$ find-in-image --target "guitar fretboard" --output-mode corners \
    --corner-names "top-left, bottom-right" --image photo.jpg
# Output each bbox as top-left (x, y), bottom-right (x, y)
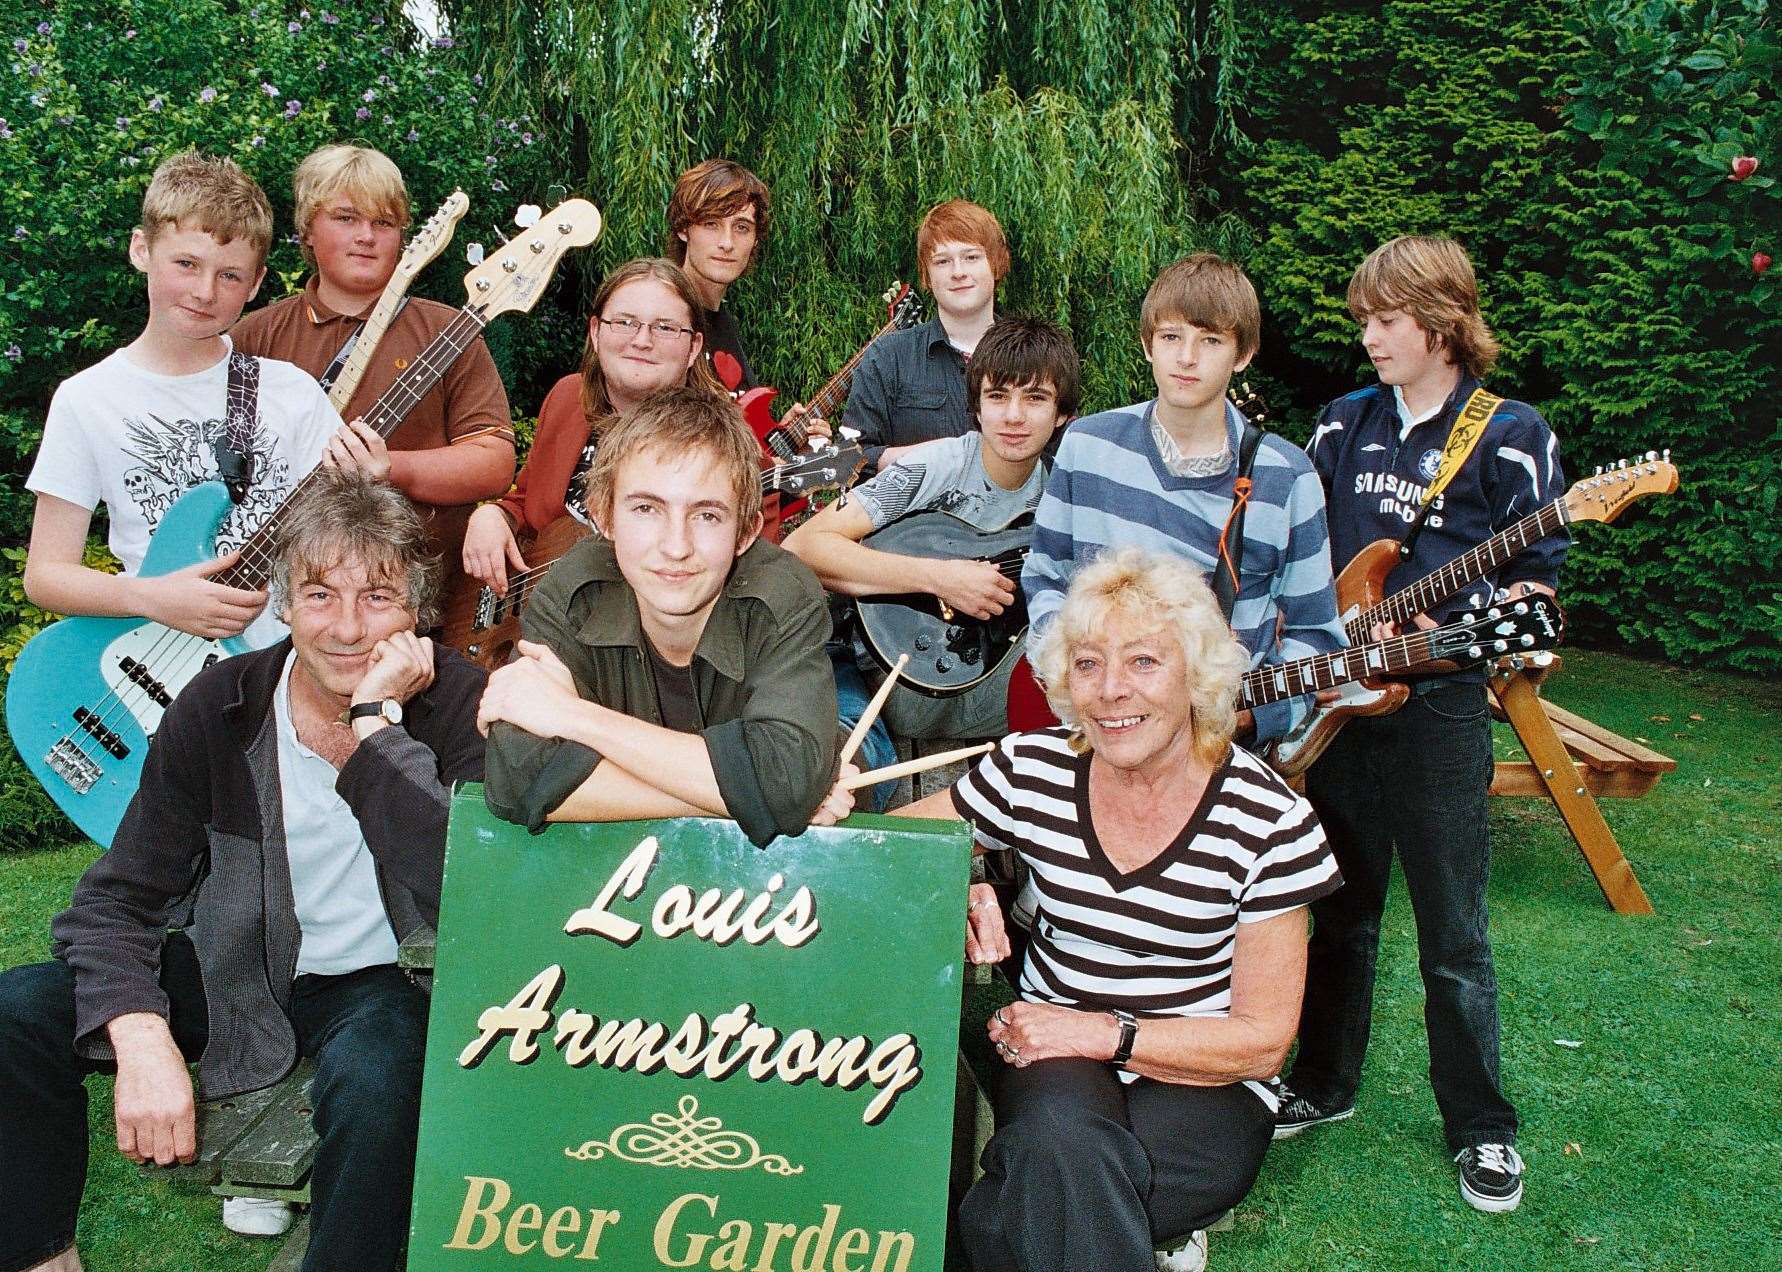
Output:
top-left (1243, 628), bottom-right (1444, 707)
top-left (213, 303), bottom-right (491, 591)
top-left (773, 313), bottom-right (902, 450)
top-left (1360, 500), bottom-right (1570, 634)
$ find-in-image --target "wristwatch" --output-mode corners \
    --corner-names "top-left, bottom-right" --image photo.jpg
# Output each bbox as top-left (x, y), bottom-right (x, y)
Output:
top-left (1108, 1008), bottom-right (1138, 1068)
top-left (348, 698), bottom-right (404, 727)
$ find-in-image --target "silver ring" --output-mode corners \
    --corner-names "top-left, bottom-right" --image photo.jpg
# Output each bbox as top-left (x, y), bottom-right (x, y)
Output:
top-left (993, 1008), bottom-right (1009, 1027)
top-left (970, 898), bottom-right (994, 912)
top-left (1005, 1044), bottom-right (1022, 1060)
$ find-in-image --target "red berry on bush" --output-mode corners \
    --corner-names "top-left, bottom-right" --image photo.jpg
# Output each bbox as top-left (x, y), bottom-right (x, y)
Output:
top-left (1754, 253), bottom-right (1772, 276)
top-left (1730, 156), bottom-right (1759, 181)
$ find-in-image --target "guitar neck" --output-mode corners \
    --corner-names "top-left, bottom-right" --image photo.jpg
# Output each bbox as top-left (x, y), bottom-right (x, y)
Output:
top-left (327, 282), bottom-right (414, 411)
top-left (1242, 628), bottom-right (1448, 707)
top-left (214, 303), bottom-right (490, 591)
top-left (1362, 499), bottom-right (1570, 631)
top-left (802, 315), bottom-right (899, 423)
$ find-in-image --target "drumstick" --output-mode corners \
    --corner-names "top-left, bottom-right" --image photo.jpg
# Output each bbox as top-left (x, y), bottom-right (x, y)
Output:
top-left (838, 653), bottom-right (908, 768)
top-left (842, 742), bottom-right (994, 791)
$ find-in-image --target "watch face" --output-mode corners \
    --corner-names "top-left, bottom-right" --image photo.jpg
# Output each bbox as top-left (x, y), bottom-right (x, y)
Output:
top-left (381, 699), bottom-right (404, 725)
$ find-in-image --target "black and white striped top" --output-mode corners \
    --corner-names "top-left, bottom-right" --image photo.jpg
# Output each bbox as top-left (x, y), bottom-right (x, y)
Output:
top-left (953, 728), bottom-right (1341, 1106)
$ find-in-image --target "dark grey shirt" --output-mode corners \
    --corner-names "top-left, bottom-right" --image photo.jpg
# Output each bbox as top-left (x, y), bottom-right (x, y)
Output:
top-left (842, 316), bottom-right (970, 469)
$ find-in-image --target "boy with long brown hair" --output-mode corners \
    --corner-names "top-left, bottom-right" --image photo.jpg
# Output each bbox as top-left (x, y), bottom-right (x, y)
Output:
top-left (1278, 235), bottom-right (1567, 1214)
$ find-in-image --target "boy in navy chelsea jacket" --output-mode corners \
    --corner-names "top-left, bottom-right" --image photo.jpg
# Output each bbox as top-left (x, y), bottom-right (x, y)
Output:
top-left (1279, 236), bottom-right (1567, 1217)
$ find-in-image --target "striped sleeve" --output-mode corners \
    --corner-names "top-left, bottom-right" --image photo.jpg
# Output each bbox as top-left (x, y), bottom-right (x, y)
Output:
top-left (1022, 439), bottom-right (1081, 636)
top-left (1253, 450), bottom-right (1347, 744)
top-left (950, 732), bottom-right (1027, 853)
top-left (1232, 755), bottom-right (1341, 922)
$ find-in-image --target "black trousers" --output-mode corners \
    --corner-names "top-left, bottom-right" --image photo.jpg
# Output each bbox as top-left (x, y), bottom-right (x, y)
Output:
top-left (1288, 681), bottom-right (1519, 1151)
top-left (0, 948), bottom-right (428, 1272)
top-left (960, 1058), bottom-right (1273, 1272)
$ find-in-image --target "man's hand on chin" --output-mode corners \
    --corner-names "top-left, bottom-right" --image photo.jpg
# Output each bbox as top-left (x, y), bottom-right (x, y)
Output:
top-left (349, 631), bottom-right (436, 737)
top-left (476, 640), bottom-right (584, 740)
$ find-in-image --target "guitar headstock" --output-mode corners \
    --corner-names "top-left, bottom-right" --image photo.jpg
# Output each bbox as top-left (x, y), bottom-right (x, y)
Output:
top-left (769, 443), bottom-right (867, 495)
top-left (393, 190), bottom-right (469, 285)
top-left (881, 281), bottom-right (922, 331)
top-left (1227, 380), bottom-right (1269, 427)
top-left (461, 198), bottom-right (603, 320)
top-left (1562, 451), bottom-right (1679, 525)
top-left (1426, 596), bottom-right (1564, 667)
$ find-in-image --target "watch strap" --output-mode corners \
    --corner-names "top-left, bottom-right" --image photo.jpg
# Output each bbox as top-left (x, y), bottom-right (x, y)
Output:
top-left (1110, 1008), bottom-right (1138, 1067)
top-left (348, 699), bottom-right (399, 724)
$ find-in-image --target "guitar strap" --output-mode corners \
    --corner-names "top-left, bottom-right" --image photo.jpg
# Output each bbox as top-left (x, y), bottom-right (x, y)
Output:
top-left (318, 298), bottom-right (408, 394)
top-left (1398, 386), bottom-right (1502, 561)
top-left (216, 352), bottom-right (261, 506)
top-left (1211, 420), bottom-right (1266, 622)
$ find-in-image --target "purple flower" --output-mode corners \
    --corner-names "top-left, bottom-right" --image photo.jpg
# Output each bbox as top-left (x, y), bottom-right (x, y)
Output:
top-left (0, 123), bottom-right (12, 140)
top-left (484, 154), bottom-right (496, 167)
top-left (27, 61), bottom-right (41, 76)
top-left (261, 81), bottom-right (279, 97)
top-left (491, 180), bottom-right (506, 192)
top-left (35, 21), bottom-right (49, 35)
top-left (11, 225), bottom-right (25, 239)
top-left (5, 344), bottom-right (22, 362)
top-left (431, 35), bottom-right (454, 48)
top-left (521, 132), bottom-right (533, 145)
top-left (11, 38), bottom-right (25, 53)
top-left (283, 99), bottom-right (301, 118)
top-left (361, 88), bottom-right (375, 102)
top-left (355, 106), bottom-right (370, 120)
top-left (123, 28), bottom-right (136, 38)
top-left (321, 11), bottom-right (339, 24)
top-left (316, 60), bottom-right (326, 70)
top-left (115, 116), bottom-right (129, 130)
top-left (287, 20), bottom-right (301, 32)
top-left (28, 91), bottom-right (44, 107)
top-left (378, 73), bottom-right (391, 86)
top-left (251, 134), bottom-right (265, 147)
top-left (473, 73), bottom-right (483, 87)
top-left (405, 127), bottom-right (418, 142)
top-left (199, 86), bottom-right (217, 103)
top-left (147, 94), bottom-right (163, 111)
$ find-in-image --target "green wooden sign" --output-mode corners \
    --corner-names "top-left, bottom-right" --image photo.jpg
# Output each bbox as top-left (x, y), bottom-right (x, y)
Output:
top-left (407, 789), bottom-right (972, 1271)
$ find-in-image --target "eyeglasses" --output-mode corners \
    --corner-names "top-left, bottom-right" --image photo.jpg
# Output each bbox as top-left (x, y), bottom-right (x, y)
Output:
top-left (598, 316), bottom-right (696, 342)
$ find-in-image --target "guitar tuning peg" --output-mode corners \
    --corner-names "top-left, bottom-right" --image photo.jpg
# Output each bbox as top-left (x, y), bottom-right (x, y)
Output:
top-left (465, 242), bottom-right (485, 265)
top-left (513, 203), bottom-right (542, 228)
top-left (1593, 464), bottom-right (1603, 476)
top-left (1662, 447), bottom-right (1670, 461)
top-left (1644, 450), bottom-right (1657, 462)
top-left (839, 425), bottom-right (862, 442)
top-left (1618, 458), bottom-right (1627, 469)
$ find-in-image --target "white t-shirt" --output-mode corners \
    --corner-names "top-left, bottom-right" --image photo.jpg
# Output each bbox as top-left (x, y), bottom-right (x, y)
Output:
top-left (273, 652), bottom-right (400, 977)
top-left (27, 343), bottom-right (341, 648)
top-left (847, 430), bottom-right (1046, 532)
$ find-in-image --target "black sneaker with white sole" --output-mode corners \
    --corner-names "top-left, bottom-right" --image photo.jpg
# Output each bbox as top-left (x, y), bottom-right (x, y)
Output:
top-left (1455, 1142), bottom-right (1525, 1213)
top-left (1271, 1085), bottom-right (1355, 1140)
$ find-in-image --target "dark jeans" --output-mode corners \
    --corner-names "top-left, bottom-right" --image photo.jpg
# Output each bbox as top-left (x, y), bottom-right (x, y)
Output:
top-left (0, 947), bottom-right (428, 1272)
top-left (960, 1058), bottom-right (1272, 1272)
top-left (1289, 681), bottom-right (1518, 1152)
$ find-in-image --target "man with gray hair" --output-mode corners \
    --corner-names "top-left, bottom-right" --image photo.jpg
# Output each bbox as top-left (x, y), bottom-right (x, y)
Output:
top-left (0, 469), bottom-right (486, 1272)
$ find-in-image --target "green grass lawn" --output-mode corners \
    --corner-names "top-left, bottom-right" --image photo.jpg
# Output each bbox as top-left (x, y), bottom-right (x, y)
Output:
top-left (3, 649), bottom-right (1778, 1270)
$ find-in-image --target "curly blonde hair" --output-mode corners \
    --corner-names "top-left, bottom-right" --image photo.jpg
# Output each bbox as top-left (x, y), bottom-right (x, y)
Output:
top-left (1028, 547), bottom-right (1248, 765)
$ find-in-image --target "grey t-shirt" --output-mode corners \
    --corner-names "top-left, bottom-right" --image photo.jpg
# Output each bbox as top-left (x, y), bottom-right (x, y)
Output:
top-left (847, 431), bottom-right (1045, 532)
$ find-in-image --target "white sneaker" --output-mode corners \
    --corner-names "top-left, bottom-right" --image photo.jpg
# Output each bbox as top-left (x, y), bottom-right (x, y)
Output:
top-left (1155, 1229), bottom-right (1208, 1272)
top-left (223, 1196), bottom-right (294, 1237)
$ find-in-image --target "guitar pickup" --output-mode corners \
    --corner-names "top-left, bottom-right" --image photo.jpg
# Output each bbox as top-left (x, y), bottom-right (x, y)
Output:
top-left (46, 738), bottom-right (102, 793)
top-left (72, 707), bottom-right (130, 760)
top-left (474, 587), bottom-right (498, 631)
top-left (117, 656), bottom-right (173, 708)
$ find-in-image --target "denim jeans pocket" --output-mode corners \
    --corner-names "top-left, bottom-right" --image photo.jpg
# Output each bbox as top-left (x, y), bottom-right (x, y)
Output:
top-left (1418, 684), bottom-right (1489, 723)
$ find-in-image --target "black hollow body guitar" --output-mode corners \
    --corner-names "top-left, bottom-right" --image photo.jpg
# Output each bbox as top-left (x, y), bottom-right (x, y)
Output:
top-left (854, 509), bottom-right (1033, 696)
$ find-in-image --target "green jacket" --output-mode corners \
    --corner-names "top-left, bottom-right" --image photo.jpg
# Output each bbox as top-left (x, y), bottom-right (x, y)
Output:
top-left (483, 534), bottom-right (837, 845)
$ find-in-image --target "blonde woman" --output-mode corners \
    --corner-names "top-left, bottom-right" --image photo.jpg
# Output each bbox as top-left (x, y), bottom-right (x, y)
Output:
top-left (899, 547), bottom-right (1341, 1272)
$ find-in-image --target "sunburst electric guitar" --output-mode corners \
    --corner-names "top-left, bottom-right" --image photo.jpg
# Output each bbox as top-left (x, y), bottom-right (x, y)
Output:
top-left (1264, 451), bottom-right (1677, 776)
top-left (6, 199), bottom-right (604, 847)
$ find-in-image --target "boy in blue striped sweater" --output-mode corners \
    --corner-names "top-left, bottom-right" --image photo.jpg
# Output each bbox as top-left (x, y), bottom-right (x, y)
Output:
top-left (1021, 254), bottom-right (1345, 743)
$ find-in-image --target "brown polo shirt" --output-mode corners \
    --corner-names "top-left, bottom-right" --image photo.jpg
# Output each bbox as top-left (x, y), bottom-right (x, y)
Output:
top-left (231, 276), bottom-right (515, 590)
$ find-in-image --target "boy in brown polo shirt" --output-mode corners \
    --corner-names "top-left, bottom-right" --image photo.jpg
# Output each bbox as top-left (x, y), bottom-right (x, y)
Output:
top-left (232, 145), bottom-right (514, 591)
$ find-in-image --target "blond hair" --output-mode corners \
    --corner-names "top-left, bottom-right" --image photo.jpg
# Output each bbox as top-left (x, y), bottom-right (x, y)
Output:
top-left (293, 144), bottom-right (411, 267)
top-left (1347, 236), bottom-right (1500, 380)
top-left (1140, 253), bottom-right (1261, 362)
top-left (1028, 547), bottom-right (1248, 765)
top-left (139, 151), bottom-right (274, 265)
top-left (584, 386), bottom-right (763, 542)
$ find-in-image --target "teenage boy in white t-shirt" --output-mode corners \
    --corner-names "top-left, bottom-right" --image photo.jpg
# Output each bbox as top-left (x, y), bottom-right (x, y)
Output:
top-left (24, 151), bottom-right (363, 650)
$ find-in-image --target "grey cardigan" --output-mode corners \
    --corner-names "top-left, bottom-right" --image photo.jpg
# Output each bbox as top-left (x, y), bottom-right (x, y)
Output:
top-left (49, 640), bottom-right (487, 1098)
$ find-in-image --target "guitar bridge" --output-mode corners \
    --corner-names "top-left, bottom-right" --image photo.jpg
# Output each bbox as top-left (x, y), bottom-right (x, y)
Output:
top-left (46, 738), bottom-right (102, 793)
top-left (72, 707), bottom-right (130, 760)
top-left (474, 586), bottom-right (497, 631)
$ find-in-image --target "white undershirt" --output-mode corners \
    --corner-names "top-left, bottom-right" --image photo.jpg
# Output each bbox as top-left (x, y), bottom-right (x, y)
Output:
top-left (273, 653), bottom-right (399, 976)
top-left (1392, 385), bottom-right (1444, 440)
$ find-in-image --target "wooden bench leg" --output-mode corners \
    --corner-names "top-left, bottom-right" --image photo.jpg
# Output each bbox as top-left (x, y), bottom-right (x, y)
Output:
top-left (1491, 671), bottom-right (1654, 915)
